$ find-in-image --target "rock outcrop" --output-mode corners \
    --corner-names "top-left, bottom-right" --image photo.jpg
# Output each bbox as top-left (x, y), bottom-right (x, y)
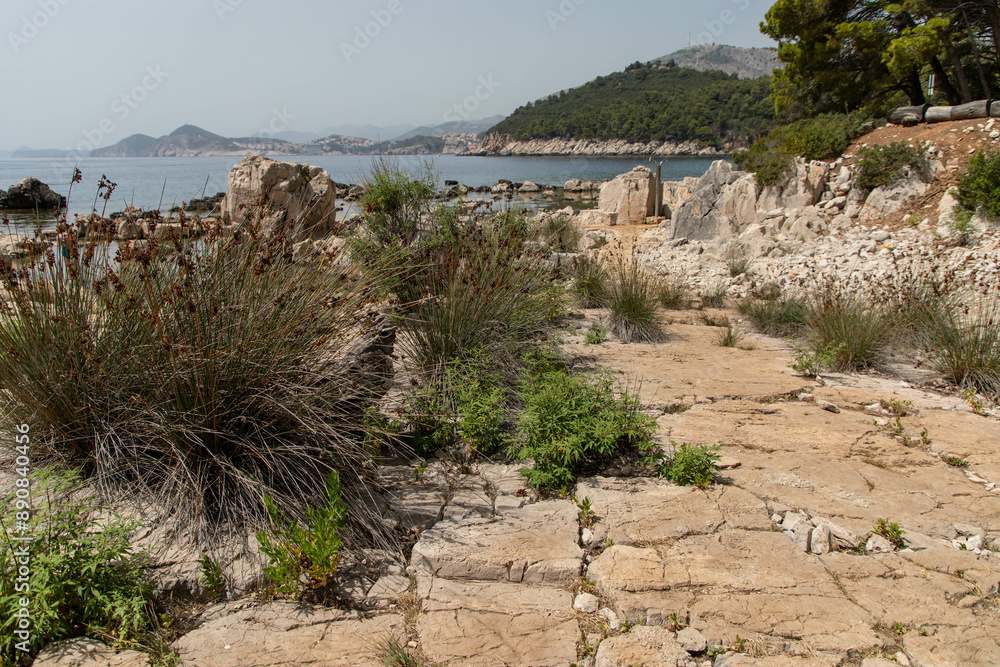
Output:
top-left (597, 166), bottom-right (658, 225)
top-left (482, 133), bottom-right (724, 157)
top-left (219, 156), bottom-right (338, 243)
top-left (0, 177), bottom-right (66, 210)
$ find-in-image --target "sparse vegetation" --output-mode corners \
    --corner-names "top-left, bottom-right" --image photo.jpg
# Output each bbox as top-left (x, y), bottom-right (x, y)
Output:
top-left (734, 114), bottom-right (863, 185)
top-left (941, 455), bottom-right (970, 468)
top-left (725, 247), bottom-right (752, 277)
top-left (573, 256), bottom-right (608, 308)
top-left (871, 519), bottom-right (906, 550)
top-left (854, 141), bottom-right (929, 191)
top-left (738, 294), bottom-right (808, 336)
top-left (652, 442), bottom-right (721, 488)
top-left (955, 150), bottom-right (1000, 220)
top-left (805, 291), bottom-right (894, 371)
top-left (585, 324), bottom-right (609, 345)
top-left (658, 279), bottom-right (690, 310)
top-left (701, 283), bottom-right (727, 309)
top-left (716, 322), bottom-right (745, 348)
top-left (915, 296), bottom-right (1000, 397)
top-left (605, 262), bottom-right (668, 343)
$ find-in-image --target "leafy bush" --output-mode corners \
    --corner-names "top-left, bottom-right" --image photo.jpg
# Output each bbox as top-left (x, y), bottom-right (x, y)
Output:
top-left (734, 114), bottom-right (863, 186)
top-left (514, 368), bottom-right (657, 492)
top-left (737, 296), bottom-right (808, 336)
top-left (0, 195), bottom-right (400, 547)
top-left (657, 443), bottom-right (721, 488)
top-left (955, 150), bottom-right (1000, 219)
top-left (948, 206), bottom-right (975, 246)
top-left (572, 256), bottom-right (608, 308)
top-left (585, 324), bottom-right (609, 345)
top-left (806, 291), bottom-right (894, 371)
top-left (0, 469), bottom-right (154, 664)
top-left (871, 519), bottom-right (906, 550)
top-left (915, 296), bottom-right (1000, 396)
top-left (359, 157), bottom-right (436, 247)
top-left (257, 470), bottom-right (346, 601)
top-left (605, 263), bottom-right (668, 343)
top-left (854, 141), bottom-right (929, 191)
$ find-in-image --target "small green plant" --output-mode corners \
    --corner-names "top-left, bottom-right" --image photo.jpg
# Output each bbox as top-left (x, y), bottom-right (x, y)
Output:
top-left (725, 247), bottom-right (752, 277)
top-left (879, 398), bottom-right (912, 417)
top-left (658, 279), bottom-right (690, 310)
top-left (665, 613), bottom-right (687, 631)
top-left (0, 468), bottom-right (154, 664)
top-left (893, 621), bottom-right (908, 635)
top-left (955, 149), bottom-right (1000, 219)
top-left (514, 367), bottom-right (658, 492)
top-left (963, 388), bottom-right (987, 415)
top-left (737, 295), bottom-right (808, 336)
top-left (575, 497), bottom-right (597, 528)
top-left (573, 256), bottom-right (608, 308)
top-left (198, 552), bottom-right (226, 601)
top-left (920, 429), bottom-right (932, 447)
top-left (871, 519), bottom-right (906, 550)
top-left (715, 322), bottom-right (745, 348)
top-left (790, 343), bottom-right (844, 376)
top-left (941, 455), bottom-right (970, 468)
top-left (412, 460), bottom-right (428, 481)
top-left (257, 470), bottom-right (346, 600)
top-left (604, 262), bottom-right (668, 343)
top-left (578, 577), bottom-right (599, 595)
top-left (374, 635), bottom-right (429, 667)
top-left (701, 283), bottom-right (727, 309)
top-left (889, 417), bottom-right (905, 436)
top-left (655, 443), bottom-right (721, 488)
top-left (585, 324), bottom-right (609, 345)
top-left (855, 141), bottom-right (930, 191)
top-left (948, 206), bottom-right (975, 246)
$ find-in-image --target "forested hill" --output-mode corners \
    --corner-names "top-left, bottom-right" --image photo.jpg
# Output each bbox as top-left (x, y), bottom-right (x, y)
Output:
top-left (485, 63), bottom-right (775, 150)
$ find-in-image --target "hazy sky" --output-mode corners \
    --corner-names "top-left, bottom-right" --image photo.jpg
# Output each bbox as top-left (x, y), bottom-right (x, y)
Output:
top-left (2, 0), bottom-right (774, 150)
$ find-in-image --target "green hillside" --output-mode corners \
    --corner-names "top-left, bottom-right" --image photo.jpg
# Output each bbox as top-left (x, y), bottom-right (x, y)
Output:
top-left (487, 62), bottom-right (775, 149)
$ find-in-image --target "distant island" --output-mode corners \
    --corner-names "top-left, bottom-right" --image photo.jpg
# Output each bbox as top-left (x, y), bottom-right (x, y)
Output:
top-left (11, 117), bottom-right (504, 159)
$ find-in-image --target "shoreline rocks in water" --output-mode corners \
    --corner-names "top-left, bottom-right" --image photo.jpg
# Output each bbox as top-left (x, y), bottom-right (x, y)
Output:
top-left (0, 177), bottom-right (66, 211)
top-left (480, 133), bottom-right (726, 157)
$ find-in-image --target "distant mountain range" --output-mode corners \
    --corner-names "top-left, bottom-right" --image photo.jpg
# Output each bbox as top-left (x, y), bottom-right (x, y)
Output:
top-left (653, 45), bottom-right (780, 80)
top-left (10, 119), bottom-right (496, 158)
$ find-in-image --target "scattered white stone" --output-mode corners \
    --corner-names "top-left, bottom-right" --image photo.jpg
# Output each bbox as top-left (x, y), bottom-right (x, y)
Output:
top-left (574, 593), bottom-right (599, 613)
top-left (967, 534), bottom-right (985, 551)
top-left (782, 513), bottom-right (806, 532)
top-left (954, 523), bottom-right (986, 538)
top-left (817, 399), bottom-right (841, 414)
top-left (676, 627), bottom-right (708, 653)
top-left (867, 535), bottom-right (893, 553)
top-left (795, 523), bottom-right (814, 552)
top-left (599, 606), bottom-right (621, 630)
top-left (771, 513), bottom-right (784, 524)
top-left (582, 528), bottom-right (595, 546)
top-left (810, 523), bottom-right (833, 554)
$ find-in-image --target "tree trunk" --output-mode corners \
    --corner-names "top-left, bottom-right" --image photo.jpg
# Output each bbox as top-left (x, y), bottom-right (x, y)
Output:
top-left (937, 25), bottom-right (973, 103)
top-left (930, 56), bottom-right (962, 105)
top-left (906, 69), bottom-right (927, 106)
top-left (962, 8), bottom-right (992, 98)
top-left (977, 1), bottom-right (1000, 72)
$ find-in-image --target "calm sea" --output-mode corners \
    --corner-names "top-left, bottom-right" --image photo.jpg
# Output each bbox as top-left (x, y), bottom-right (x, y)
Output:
top-left (0, 154), bottom-right (724, 230)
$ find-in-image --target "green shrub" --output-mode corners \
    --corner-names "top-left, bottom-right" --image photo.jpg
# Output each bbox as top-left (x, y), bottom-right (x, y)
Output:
top-left (514, 368), bottom-right (657, 492)
top-left (737, 296), bottom-right (808, 336)
top-left (257, 470), bottom-right (346, 601)
top-left (0, 194), bottom-right (400, 546)
top-left (715, 322), bottom-right (745, 348)
top-left (534, 214), bottom-right (582, 252)
top-left (915, 296), bottom-right (1000, 396)
top-left (585, 324), bottom-right (609, 345)
top-left (701, 283), bottom-right (727, 309)
top-left (734, 114), bottom-right (863, 186)
top-left (573, 256), bottom-right (608, 308)
top-left (658, 279), bottom-right (690, 310)
top-left (605, 263), bottom-right (668, 343)
top-left (806, 291), bottom-right (894, 371)
top-left (0, 469), bottom-right (154, 664)
top-left (359, 157), bottom-right (436, 246)
top-left (948, 206), bottom-right (975, 246)
top-left (871, 519), bottom-right (906, 550)
top-left (656, 443), bottom-right (721, 487)
top-left (854, 141), bottom-right (929, 191)
top-left (955, 150), bottom-right (1000, 219)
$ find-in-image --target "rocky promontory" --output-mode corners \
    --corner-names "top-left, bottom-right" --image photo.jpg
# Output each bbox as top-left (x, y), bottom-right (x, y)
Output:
top-left (480, 133), bottom-right (726, 157)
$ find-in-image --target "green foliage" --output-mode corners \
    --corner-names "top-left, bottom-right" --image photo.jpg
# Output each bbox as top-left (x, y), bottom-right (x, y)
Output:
top-left (411, 356), bottom-right (509, 458)
top-left (198, 553), bottom-right (226, 601)
top-left (806, 291), bottom-right (894, 371)
top-left (956, 150), bottom-right (1000, 220)
top-left (734, 114), bottom-right (863, 186)
top-left (658, 279), bottom-right (690, 310)
top-left (715, 322), bottom-right (745, 348)
top-left (487, 66), bottom-right (775, 148)
top-left (941, 455), bottom-right (970, 468)
top-left (572, 256), bottom-right (608, 308)
top-left (726, 247), bottom-right (752, 277)
top-left (871, 518), bottom-right (906, 550)
top-left (359, 157), bottom-right (436, 247)
top-left (0, 189), bottom-right (400, 546)
top-left (514, 368), bottom-right (658, 493)
top-left (0, 469), bottom-right (154, 664)
top-left (879, 398), bottom-right (912, 417)
top-left (737, 295), bottom-right (808, 336)
top-left (605, 263), bottom-right (668, 343)
top-left (948, 206), bottom-right (975, 246)
top-left (585, 324), bottom-right (609, 345)
top-left (534, 214), bottom-right (582, 252)
top-left (574, 497), bottom-right (596, 528)
top-left (655, 443), bottom-right (721, 488)
top-left (790, 343), bottom-right (845, 376)
top-left (374, 635), bottom-right (430, 667)
top-left (915, 296), bottom-right (1000, 396)
top-left (701, 283), bottom-right (727, 309)
top-left (257, 470), bottom-right (346, 600)
top-left (854, 141), bottom-right (929, 191)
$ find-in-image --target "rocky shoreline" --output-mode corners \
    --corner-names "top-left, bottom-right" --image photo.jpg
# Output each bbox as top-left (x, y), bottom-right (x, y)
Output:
top-left (478, 133), bottom-right (727, 157)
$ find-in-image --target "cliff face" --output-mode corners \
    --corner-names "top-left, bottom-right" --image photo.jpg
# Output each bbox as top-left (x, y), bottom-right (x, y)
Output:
top-left (481, 133), bottom-right (725, 157)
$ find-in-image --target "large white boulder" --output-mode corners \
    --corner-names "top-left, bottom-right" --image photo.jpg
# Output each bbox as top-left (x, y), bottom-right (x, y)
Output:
top-left (219, 156), bottom-right (338, 242)
top-left (598, 166), bottom-right (657, 225)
